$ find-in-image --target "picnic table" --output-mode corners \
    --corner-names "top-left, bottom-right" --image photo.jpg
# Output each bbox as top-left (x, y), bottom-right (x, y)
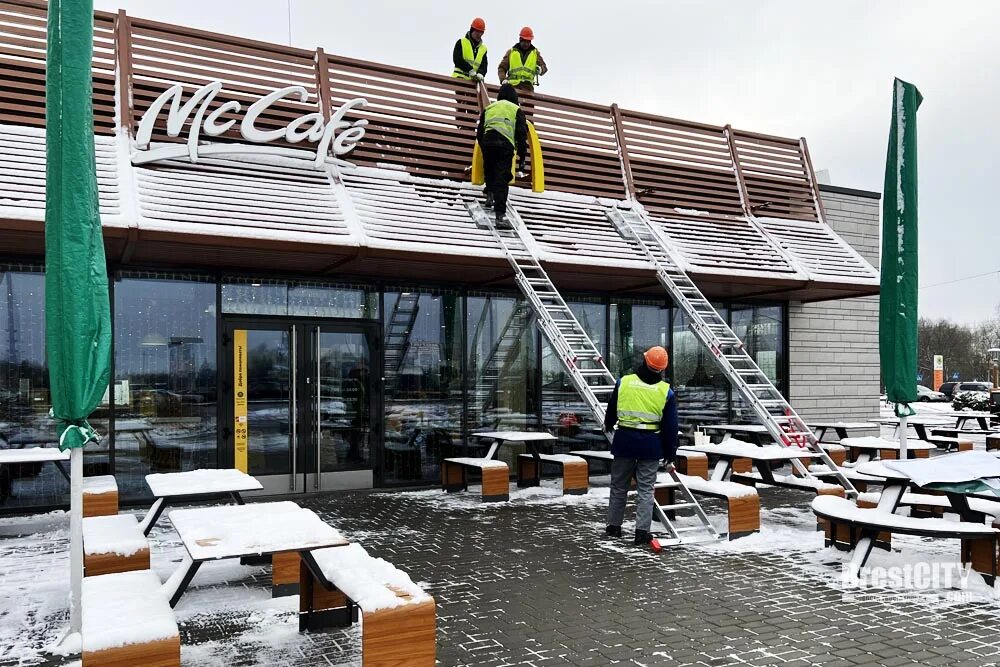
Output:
top-left (699, 424), bottom-right (772, 446)
top-left (839, 436), bottom-right (936, 464)
top-left (470, 431), bottom-right (557, 460)
top-left (162, 500), bottom-right (347, 607)
top-left (139, 468), bottom-right (263, 536)
top-left (0, 447), bottom-right (70, 503)
top-left (679, 441), bottom-right (818, 482)
top-left (808, 421), bottom-right (878, 442)
top-left (825, 454), bottom-right (1000, 579)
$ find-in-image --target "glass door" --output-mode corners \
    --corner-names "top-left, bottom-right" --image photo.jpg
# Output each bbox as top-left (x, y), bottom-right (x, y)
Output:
top-left (222, 320), bottom-right (379, 494)
top-left (305, 327), bottom-right (378, 490)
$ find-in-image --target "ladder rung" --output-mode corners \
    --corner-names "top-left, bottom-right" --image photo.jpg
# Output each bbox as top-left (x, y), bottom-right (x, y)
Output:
top-left (658, 503), bottom-right (696, 511)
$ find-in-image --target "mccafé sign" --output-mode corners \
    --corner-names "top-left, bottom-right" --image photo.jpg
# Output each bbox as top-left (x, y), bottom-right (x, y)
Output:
top-left (132, 81), bottom-right (368, 168)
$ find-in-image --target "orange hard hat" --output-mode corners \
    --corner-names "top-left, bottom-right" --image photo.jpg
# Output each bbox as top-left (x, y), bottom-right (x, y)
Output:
top-left (519, 26), bottom-right (534, 41)
top-left (470, 17), bottom-right (486, 32)
top-left (643, 346), bottom-right (669, 372)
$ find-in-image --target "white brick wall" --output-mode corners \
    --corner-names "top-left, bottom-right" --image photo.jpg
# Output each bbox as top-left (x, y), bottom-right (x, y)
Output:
top-left (787, 187), bottom-right (881, 427)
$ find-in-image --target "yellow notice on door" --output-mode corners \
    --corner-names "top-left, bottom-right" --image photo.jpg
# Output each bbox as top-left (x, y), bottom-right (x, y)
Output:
top-left (233, 329), bottom-right (248, 473)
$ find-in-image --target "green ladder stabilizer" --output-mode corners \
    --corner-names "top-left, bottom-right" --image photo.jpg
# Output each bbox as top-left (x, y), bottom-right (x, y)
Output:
top-left (467, 199), bottom-right (721, 547)
top-left (607, 205), bottom-right (858, 499)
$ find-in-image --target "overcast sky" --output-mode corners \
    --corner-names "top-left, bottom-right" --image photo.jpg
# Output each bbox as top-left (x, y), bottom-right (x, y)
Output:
top-left (94, 0), bottom-right (1000, 324)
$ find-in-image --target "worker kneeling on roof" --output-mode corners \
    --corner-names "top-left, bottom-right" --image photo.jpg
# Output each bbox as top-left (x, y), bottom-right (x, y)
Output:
top-left (604, 346), bottom-right (679, 548)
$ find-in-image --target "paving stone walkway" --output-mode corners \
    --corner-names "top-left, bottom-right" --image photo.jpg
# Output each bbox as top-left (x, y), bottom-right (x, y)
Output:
top-left (3, 483), bottom-right (1000, 666)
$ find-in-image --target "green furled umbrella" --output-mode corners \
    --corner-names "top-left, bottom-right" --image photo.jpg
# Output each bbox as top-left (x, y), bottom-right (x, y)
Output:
top-left (880, 78), bottom-right (922, 458)
top-left (45, 0), bottom-right (112, 639)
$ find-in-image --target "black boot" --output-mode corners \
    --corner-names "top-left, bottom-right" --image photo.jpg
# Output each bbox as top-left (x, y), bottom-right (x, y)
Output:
top-left (634, 529), bottom-right (653, 546)
top-left (495, 213), bottom-right (511, 229)
top-left (605, 525), bottom-right (622, 538)
top-left (483, 191), bottom-right (494, 209)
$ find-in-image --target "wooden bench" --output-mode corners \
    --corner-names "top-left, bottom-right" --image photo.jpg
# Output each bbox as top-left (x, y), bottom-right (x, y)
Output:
top-left (932, 427), bottom-right (998, 438)
top-left (920, 434), bottom-right (973, 453)
top-left (568, 450), bottom-right (709, 480)
top-left (988, 433), bottom-right (1000, 451)
top-left (516, 454), bottom-right (588, 495)
top-left (82, 569), bottom-right (179, 667)
top-left (83, 514), bottom-right (150, 577)
top-left (812, 495), bottom-right (1000, 582)
top-left (299, 543), bottom-right (435, 666)
top-left (655, 474), bottom-right (760, 539)
top-left (732, 470), bottom-right (847, 498)
top-left (441, 458), bottom-right (509, 502)
top-left (82, 475), bottom-right (118, 518)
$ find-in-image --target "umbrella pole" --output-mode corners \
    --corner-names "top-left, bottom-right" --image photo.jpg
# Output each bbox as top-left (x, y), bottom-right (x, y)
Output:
top-left (69, 447), bottom-right (83, 635)
top-left (898, 414), bottom-right (909, 460)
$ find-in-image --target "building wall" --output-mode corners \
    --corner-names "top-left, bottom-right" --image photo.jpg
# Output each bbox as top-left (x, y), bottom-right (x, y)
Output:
top-left (788, 186), bottom-right (881, 424)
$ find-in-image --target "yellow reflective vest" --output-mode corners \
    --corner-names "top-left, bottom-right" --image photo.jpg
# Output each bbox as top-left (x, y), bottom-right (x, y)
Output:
top-left (616, 374), bottom-right (670, 431)
top-left (483, 99), bottom-right (519, 147)
top-left (507, 48), bottom-right (539, 86)
top-left (452, 36), bottom-right (487, 79)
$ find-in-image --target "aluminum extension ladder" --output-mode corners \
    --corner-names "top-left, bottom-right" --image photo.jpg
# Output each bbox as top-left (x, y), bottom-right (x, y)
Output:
top-left (607, 205), bottom-right (858, 498)
top-left (467, 199), bottom-right (721, 546)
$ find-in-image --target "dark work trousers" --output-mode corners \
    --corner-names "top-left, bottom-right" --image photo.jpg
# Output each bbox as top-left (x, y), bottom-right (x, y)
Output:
top-left (481, 133), bottom-right (514, 217)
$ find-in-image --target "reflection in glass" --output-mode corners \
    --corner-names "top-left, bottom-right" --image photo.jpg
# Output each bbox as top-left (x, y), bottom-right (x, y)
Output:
top-left (730, 304), bottom-right (785, 422)
top-left (318, 332), bottom-right (371, 471)
top-left (383, 291), bottom-right (462, 483)
top-left (466, 295), bottom-right (538, 434)
top-left (673, 306), bottom-right (730, 432)
top-left (113, 276), bottom-right (217, 501)
top-left (610, 301), bottom-right (670, 377)
top-left (542, 300), bottom-right (607, 454)
top-left (245, 329), bottom-right (291, 476)
top-left (0, 270), bottom-right (101, 509)
top-left (222, 280), bottom-right (377, 319)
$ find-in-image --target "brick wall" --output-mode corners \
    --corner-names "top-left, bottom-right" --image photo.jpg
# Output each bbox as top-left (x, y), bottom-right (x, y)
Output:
top-left (787, 186), bottom-right (881, 425)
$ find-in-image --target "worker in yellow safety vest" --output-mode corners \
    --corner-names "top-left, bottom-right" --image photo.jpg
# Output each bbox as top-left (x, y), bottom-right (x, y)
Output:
top-left (476, 83), bottom-right (528, 227)
top-left (604, 346), bottom-right (679, 548)
top-left (452, 17), bottom-right (488, 81)
top-left (497, 26), bottom-right (548, 92)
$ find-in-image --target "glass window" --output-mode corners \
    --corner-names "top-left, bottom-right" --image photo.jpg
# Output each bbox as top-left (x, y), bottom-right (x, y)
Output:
top-left (222, 279), bottom-right (377, 318)
top-left (113, 275), bottom-right (217, 501)
top-left (466, 294), bottom-right (539, 434)
top-left (672, 305), bottom-right (730, 432)
top-left (382, 291), bottom-right (462, 484)
top-left (730, 304), bottom-right (785, 422)
top-left (610, 300), bottom-right (670, 377)
top-left (0, 269), bottom-right (104, 510)
top-left (541, 299), bottom-right (607, 454)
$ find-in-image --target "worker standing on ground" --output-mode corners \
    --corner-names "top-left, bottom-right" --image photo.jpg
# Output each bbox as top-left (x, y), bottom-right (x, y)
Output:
top-left (498, 27), bottom-right (547, 92)
top-left (476, 83), bottom-right (528, 227)
top-left (604, 346), bottom-right (678, 547)
top-left (452, 18), bottom-right (488, 81)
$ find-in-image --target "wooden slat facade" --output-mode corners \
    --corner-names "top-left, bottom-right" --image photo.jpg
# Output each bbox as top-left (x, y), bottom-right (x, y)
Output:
top-left (0, 0), bottom-right (880, 301)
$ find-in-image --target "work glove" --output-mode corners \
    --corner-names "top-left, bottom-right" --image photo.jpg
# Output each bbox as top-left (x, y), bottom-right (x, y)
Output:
top-left (659, 459), bottom-right (675, 473)
top-left (472, 73), bottom-right (484, 82)
top-left (501, 78), bottom-right (509, 85)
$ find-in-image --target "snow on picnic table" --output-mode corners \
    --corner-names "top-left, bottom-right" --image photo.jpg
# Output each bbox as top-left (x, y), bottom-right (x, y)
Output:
top-left (82, 514), bottom-right (147, 557)
top-left (169, 501), bottom-right (347, 561)
top-left (82, 569), bottom-right (178, 652)
top-left (443, 457), bottom-right (509, 468)
top-left (680, 440), bottom-right (817, 460)
top-left (0, 447), bottom-right (69, 463)
top-left (840, 435), bottom-right (934, 450)
top-left (145, 468), bottom-right (263, 497)
top-left (812, 495), bottom-right (1000, 534)
top-left (311, 543), bottom-right (429, 612)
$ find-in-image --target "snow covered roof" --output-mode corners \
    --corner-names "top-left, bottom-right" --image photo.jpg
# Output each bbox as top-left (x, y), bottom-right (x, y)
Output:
top-left (0, 2), bottom-right (880, 298)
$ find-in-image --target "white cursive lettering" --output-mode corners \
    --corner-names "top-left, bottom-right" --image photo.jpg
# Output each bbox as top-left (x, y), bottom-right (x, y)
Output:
top-left (132, 81), bottom-right (368, 168)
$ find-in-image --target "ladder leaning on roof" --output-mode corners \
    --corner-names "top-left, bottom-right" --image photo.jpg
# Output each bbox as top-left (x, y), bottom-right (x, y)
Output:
top-left (466, 199), bottom-right (721, 547)
top-left (606, 205), bottom-right (858, 499)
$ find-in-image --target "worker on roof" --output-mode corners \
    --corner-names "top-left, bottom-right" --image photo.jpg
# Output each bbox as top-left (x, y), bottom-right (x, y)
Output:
top-left (452, 17), bottom-right (488, 81)
top-left (604, 346), bottom-right (679, 548)
top-left (498, 26), bottom-right (547, 92)
top-left (476, 83), bottom-right (528, 228)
